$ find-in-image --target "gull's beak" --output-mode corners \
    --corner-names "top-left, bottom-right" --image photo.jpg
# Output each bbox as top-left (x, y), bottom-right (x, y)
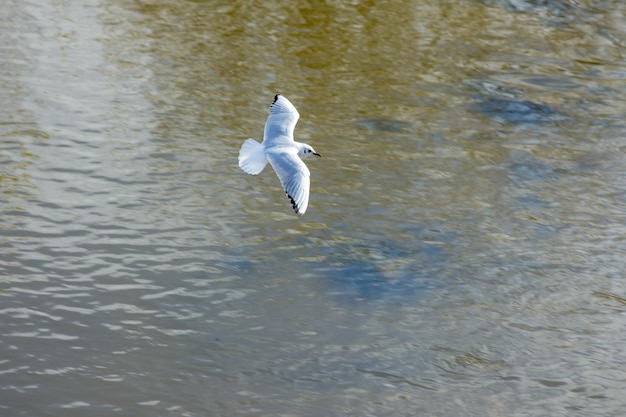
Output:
top-left (313, 152), bottom-right (321, 157)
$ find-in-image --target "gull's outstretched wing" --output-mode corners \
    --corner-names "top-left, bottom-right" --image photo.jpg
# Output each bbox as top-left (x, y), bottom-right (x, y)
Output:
top-left (266, 148), bottom-right (311, 215)
top-left (263, 95), bottom-right (300, 146)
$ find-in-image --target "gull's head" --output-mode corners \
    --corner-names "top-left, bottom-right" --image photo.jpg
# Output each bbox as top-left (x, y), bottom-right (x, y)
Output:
top-left (299, 143), bottom-right (321, 158)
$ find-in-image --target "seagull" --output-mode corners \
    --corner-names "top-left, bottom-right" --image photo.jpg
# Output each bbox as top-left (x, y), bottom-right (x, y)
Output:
top-left (238, 94), bottom-right (321, 215)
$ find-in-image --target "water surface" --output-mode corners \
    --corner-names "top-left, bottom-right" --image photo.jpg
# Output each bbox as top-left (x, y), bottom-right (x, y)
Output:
top-left (2, 0), bottom-right (626, 416)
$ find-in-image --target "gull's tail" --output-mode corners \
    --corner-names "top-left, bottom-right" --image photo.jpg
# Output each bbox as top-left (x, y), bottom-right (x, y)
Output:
top-left (238, 138), bottom-right (268, 175)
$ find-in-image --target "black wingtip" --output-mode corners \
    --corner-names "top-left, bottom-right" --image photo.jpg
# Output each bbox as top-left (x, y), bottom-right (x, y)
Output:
top-left (272, 94), bottom-right (280, 104)
top-left (285, 191), bottom-right (303, 216)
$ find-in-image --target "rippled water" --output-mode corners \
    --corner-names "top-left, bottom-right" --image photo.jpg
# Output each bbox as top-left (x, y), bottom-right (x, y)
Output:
top-left (2, 0), bottom-right (626, 416)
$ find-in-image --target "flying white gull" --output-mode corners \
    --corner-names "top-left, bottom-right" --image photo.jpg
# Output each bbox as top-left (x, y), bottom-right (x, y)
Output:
top-left (238, 94), bottom-right (321, 215)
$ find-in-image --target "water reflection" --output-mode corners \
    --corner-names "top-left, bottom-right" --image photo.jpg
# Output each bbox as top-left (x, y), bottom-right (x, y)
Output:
top-left (474, 97), bottom-right (570, 124)
top-left (0, 2), bottom-right (43, 221)
top-left (311, 225), bottom-right (452, 302)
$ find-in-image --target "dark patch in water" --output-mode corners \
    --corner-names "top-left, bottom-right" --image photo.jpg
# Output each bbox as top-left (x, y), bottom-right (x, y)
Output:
top-left (507, 152), bottom-right (557, 181)
top-left (474, 98), bottom-right (569, 124)
top-left (481, 0), bottom-right (571, 13)
top-left (356, 118), bottom-right (413, 133)
top-left (317, 227), bottom-right (454, 304)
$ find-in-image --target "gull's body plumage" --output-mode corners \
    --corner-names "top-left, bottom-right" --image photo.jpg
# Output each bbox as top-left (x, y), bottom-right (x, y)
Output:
top-left (238, 94), bottom-right (320, 215)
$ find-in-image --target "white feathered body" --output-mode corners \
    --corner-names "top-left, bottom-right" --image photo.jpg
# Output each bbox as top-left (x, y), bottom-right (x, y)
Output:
top-left (238, 95), bottom-right (320, 216)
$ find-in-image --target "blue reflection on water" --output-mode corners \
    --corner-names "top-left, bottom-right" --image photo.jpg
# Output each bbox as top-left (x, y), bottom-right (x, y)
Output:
top-left (316, 226), bottom-right (453, 303)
